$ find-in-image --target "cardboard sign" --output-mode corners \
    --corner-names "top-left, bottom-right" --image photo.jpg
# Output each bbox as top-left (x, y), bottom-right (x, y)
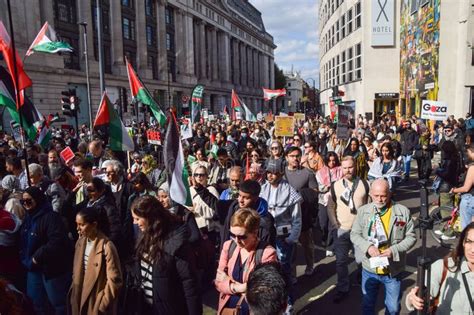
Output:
top-left (293, 113), bottom-right (305, 124)
top-left (274, 116), bottom-right (295, 137)
top-left (180, 122), bottom-right (193, 140)
top-left (60, 146), bottom-right (75, 164)
top-left (421, 100), bottom-right (448, 121)
top-left (336, 105), bottom-right (352, 139)
top-left (146, 129), bottom-right (162, 145)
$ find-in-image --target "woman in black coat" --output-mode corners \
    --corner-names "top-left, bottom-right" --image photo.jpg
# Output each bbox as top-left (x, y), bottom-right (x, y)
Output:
top-left (127, 195), bottom-right (202, 315)
top-left (436, 140), bottom-right (460, 207)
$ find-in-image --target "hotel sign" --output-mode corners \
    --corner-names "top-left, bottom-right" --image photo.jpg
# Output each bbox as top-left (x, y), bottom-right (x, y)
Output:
top-left (371, 0), bottom-right (395, 46)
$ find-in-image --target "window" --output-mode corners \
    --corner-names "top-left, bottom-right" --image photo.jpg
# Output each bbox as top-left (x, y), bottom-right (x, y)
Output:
top-left (55, 0), bottom-right (77, 24)
top-left (336, 20), bottom-right (340, 42)
top-left (166, 32), bottom-right (173, 50)
top-left (288, 91), bottom-right (292, 96)
top-left (165, 7), bottom-right (174, 25)
top-left (146, 25), bottom-right (155, 46)
top-left (355, 2), bottom-right (361, 29)
top-left (122, 0), bottom-right (132, 7)
top-left (410, 0), bottom-right (419, 14)
top-left (355, 43), bottom-right (362, 79)
top-left (288, 83), bottom-right (292, 87)
top-left (148, 55), bottom-right (158, 79)
top-left (122, 18), bottom-right (134, 40)
top-left (145, 0), bottom-right (154, 16)
top-left (347, 9), bottom-right (353, 34)
top-left (341, 15), bottom-right (346, 38)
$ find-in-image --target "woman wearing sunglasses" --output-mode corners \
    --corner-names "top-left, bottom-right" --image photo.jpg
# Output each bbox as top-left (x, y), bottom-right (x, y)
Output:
top-left (215, 208), bottom-right (277, 315)
top-left (19, 186), bottom-right (72, 315)
top-left (68, 207), bottom-right (122, 315)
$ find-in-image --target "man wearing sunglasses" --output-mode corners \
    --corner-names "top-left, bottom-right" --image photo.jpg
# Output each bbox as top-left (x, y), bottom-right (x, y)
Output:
top-left (438, 124), bottom-right (464, 160)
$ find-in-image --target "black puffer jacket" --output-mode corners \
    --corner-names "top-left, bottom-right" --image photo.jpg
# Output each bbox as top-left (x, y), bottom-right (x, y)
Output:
top-left (436, 158), bottom-right (459, 192)
top-left (134, 223), bottom-right (202, 315)
top-left (398, 127), bottom-right (419, 155)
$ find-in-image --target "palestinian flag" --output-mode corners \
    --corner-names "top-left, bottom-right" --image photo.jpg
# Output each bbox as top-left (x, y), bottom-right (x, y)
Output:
top-left (263, 88), bottom-right (286, 101)
top-left (0, 66), bottom-right (40, 141)
top-left (0, 21), bottom-right (32, 93)
top-left (94, 91), bottom-right (134, 152)
top-left (36, 119), bottom-right (52, 149)
top-left (26, 22), bottom-right (73, 56)
top-left (242, 101), bottom-right (257, 122)
top-left (231, 89), bottom-right (242, 120)
top-left (126, 59), bottom-right (166, 126)
top-left (163, 113), bottom-right (192, 206)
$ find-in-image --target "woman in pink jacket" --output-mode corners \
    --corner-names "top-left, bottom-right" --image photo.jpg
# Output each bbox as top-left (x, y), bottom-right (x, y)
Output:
top-left (215, 208), bottom-right (277, 315)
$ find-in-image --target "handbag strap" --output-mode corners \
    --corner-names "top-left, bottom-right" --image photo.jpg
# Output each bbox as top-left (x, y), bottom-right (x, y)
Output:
top-left (235, 294), bottom-right (245, 310)
top-left (461, 272), bottom-right (474, 311)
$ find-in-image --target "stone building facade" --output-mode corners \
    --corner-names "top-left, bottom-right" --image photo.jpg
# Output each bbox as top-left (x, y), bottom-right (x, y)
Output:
top-left (0, 0), bottom-right (275, 126)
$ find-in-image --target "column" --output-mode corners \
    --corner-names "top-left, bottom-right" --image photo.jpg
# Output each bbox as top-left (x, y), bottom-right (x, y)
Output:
top-left (211, 27), bottom-right (219, 81)
top-left (198, 21), bottom-right (207, 79)
top-left (175, 9), bottom-right (185, 77)
top-left (218, 31), bottom-right (230, 83)
top-left (110, 0), bottom-right (124, 66)
top-left (262, 54), bottom-right (269, 88)
top-left (157, 1), bottom-right (168, 80)
top-left (232, 39), bottom-right (240, 85)
top-left (269, 57), bottom-right (275, 89)
top-left (259, 53), bottom-right (265, 87)
top-left (39, 0), bottom-right (54, 30)
top-left (253, 49), bottom-right (259, 89)
top-left (136, 0), bottom-right (147, 71)
top-left (240, 43), bottom-right (247, 87)
top-left (205, 26), bottom-right (212, 79)
top-left (183, 12), bottom-right (195, 77)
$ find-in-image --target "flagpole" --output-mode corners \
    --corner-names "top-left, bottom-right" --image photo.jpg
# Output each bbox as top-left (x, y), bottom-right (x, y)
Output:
top-left (79, 22), bottom-right (94, 138)
top-left (6, 0), bottom-right (31, 186)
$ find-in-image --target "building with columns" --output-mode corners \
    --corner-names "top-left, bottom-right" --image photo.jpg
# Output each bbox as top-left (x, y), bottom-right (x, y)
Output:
top-left (0, 0), bottom-right (276, 127)
top-left (283, 71), bottom-right (304, 113)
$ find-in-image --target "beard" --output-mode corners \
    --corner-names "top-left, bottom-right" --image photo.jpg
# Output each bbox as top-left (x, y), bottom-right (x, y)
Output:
top-left (374, 201), bottom-right (388, 210)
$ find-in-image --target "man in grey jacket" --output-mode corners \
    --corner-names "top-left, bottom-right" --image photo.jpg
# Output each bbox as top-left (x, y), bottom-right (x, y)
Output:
top-left (350, 179), bottom-right (416, 315)
top-left (260, 158), bottom-right (302, 312)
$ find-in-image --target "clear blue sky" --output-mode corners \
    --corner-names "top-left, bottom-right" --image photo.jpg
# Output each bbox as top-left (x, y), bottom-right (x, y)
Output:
top-left (251, 0), bottom-right (319, 87)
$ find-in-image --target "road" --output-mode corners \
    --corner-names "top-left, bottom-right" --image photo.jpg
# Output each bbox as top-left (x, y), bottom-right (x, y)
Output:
top-left (202, 164), bottom-right (451, 314)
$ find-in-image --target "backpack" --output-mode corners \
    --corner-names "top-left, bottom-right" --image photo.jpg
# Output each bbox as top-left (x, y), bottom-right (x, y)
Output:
top-left (227, 240), bottom-right (267, 266)
top-left (330, 177), bottom-right (370, 203)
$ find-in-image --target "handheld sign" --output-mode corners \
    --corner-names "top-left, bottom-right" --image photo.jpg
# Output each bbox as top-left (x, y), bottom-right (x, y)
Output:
top-left (60, 146), bottom-right (75, 164)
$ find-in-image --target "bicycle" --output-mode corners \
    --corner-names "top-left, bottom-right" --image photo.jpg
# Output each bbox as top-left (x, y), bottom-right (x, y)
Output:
top-left (429, 196), bottom-right (462, 249)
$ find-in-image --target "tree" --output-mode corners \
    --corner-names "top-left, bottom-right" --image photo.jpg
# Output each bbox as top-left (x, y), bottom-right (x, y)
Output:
top-left (274, 64), bottom-right (286, 89)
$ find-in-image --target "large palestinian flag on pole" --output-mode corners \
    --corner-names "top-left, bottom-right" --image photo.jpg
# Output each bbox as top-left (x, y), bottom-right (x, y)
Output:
top-left (26, 22), bottom-right (73, 56)
top-left (0, 66), bottom-right (42, 141)
top-left (0, 21), bottom-right (32, 95)
top-left (163, 113), bottom-right (192, 206)
top-left (94, 91), bottom-right (134, 152)
top-left (126, 59), bottom-right (166, 127)
top-left (231, 89), bottom-right (256, 122)
top-left (190, 85), bottom-right (204, 124)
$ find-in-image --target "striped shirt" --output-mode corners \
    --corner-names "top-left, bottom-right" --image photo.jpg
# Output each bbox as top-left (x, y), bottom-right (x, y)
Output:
top-left (84, 239), bottom-right (94, 271)
top-left (140, 258), bottom-right (153, 305)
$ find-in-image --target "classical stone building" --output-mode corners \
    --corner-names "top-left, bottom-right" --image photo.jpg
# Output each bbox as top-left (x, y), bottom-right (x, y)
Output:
top-left (0, 0), bottom-right (275, 126)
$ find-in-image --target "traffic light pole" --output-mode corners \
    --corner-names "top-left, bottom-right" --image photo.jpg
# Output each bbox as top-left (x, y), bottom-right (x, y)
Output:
top-left (96, 0), bottom-right (106, 94)
top-left (79, 22), bottom-right (93, 137)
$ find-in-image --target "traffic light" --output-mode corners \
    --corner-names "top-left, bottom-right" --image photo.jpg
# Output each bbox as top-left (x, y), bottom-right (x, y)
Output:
top-left (332, 86), bottom-right (345, 97)
top-left (61, 89), bottom-right (78, 117)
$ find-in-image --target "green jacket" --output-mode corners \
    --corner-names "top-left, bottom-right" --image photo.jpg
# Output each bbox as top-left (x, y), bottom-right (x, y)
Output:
top-left (350, 202), bottom-right (416, 276)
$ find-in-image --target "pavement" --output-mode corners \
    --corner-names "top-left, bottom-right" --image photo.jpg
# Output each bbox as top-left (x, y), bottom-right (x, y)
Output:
top-left (202, 161), bottom-right (452, 314)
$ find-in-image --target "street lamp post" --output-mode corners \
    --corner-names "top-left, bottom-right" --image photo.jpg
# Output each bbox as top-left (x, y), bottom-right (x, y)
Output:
top-left (79, 22), bottom-right (93, 136)
top-left (306, 78), bottom-right (316, 115)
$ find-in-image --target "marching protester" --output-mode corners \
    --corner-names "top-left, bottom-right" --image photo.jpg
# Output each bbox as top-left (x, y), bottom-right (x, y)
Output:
top-left (406, 222), bottom-right (474, 314)
top-left (127, 195), bottom-right (202, 314)
top-left (351, 179), bottom-right (416, 314)
top-left (215, 208), bottom-right (277, 315)
top-left (68, 207), bottom-right (123, 315)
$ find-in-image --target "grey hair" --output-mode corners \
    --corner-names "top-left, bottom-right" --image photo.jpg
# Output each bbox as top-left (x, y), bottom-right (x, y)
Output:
top-left (106, 159), bottom-right (124, 176)
top-left (28, 163), bottom-right (43, 177)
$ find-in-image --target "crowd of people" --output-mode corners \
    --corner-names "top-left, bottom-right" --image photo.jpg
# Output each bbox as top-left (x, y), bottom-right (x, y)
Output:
top-left (0, 112), bottom-right (473, 315)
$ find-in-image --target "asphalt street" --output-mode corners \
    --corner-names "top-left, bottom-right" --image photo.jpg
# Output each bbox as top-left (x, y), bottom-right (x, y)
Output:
top-left (202, 162), bottom-right (451, 314)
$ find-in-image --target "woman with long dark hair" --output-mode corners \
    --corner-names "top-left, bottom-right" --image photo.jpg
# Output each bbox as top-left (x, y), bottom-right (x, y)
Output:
top-left (128, 195), bottom-right (201, 315)
top-left (406, 222), bottom-right (474, 313)
top-left (343, 137), bottom-right (368, 179)
top-left (68, 207), bottom-right (122, 315)
top-left (368, 142), bottom-right (403, 191)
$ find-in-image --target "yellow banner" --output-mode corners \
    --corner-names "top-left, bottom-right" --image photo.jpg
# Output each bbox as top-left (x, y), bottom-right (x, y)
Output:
top-left (274, 116), bottom-right (295, 137)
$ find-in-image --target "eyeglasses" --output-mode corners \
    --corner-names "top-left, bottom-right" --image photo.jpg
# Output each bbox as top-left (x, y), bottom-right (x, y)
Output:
top-left (304, 145), bottom-right (311, 149)
top-left (288, 154), bottom-right (301, 158)
top-left (293, 138), bottom-right (301, 142)
top-left (444, 129), bottom-right (452, 133)
top-left (230, 231), bottom-right (248, 241)
top-left (194, 173), bottom-right (207, 177)
top-left (20, 198), bottom-right (33, 206)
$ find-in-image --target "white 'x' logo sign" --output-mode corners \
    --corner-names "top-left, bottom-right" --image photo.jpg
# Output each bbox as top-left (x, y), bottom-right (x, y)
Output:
top-left (376, 0), bottom-right (389, 22)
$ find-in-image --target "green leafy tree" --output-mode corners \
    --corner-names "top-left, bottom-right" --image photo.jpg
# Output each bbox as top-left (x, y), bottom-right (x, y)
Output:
top-left (274, 64), bottom-right (286, 89)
